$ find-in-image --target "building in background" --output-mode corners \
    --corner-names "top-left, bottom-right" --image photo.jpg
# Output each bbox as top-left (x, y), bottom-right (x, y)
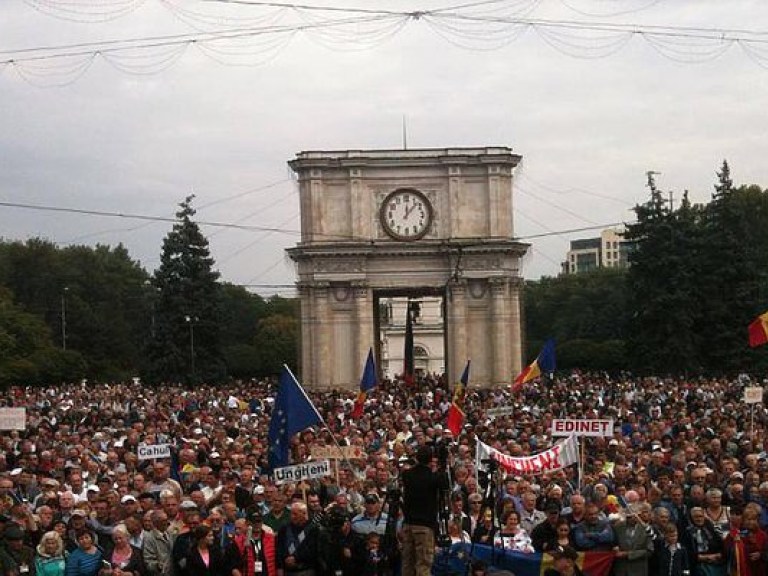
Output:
top-left (380, 297), bottom-right (445, 379)
top-left (562, 228), bottom-right (631, 274)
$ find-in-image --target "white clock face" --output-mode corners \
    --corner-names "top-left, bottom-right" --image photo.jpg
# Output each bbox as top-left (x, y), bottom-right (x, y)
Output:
top-left (380, 189), bottom-right (433, 241)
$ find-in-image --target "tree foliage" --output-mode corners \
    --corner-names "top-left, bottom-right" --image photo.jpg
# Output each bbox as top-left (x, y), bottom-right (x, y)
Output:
top-left (626, 163), bottom-right (768, 376)
top-left (145, 196), bottom-right (225, 384)
top-left (524, 267), bottom-right (628, 370)
top-left (0, 239), bottom-right (149, 381)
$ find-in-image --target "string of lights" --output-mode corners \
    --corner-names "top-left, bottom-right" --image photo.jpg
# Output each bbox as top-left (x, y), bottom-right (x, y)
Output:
top-left (3, 3), bottom-right (768, 85)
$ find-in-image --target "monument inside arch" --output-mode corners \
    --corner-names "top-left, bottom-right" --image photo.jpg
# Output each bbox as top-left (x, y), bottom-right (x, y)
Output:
top-left (287, 147), bottom-right (529, 389)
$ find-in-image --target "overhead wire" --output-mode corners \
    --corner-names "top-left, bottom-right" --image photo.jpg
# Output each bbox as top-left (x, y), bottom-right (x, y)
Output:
top-left (515, 184), bottom-right (601, 225)
top-left (0, 197), bottom-right (634, 242)
top-left (516, 172), bottom-right (633, 207)
top-left (0, 199), bottom-right (303, 235)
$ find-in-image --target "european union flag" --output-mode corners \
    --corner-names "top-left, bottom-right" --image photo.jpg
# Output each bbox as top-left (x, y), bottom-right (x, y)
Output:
top-left (538, 338), bottom-right (557, 373)
top-left (268, 366), bottom-right (323, 469)
top-left (360, 348), bottom-right (377, 392)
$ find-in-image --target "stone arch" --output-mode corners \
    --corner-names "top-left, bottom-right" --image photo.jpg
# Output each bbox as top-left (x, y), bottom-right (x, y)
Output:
top-left (288, 148), bottom-right (528, 388)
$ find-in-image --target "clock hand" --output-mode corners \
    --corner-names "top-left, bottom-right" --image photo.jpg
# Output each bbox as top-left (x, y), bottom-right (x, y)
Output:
top-left (404, 205), bottom-right (413, 219)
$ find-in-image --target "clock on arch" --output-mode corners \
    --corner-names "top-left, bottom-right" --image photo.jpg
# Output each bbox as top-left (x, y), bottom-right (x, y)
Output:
top-left (379, 188), bottom-right (433, 241)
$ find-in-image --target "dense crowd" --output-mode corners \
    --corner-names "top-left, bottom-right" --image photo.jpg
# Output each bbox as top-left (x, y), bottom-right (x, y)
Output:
top-left (0, 372), bottom-right (765, 576)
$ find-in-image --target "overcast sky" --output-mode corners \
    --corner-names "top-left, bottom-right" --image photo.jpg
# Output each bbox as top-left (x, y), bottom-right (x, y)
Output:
top-left (1, 0), bottom-right (766, 296)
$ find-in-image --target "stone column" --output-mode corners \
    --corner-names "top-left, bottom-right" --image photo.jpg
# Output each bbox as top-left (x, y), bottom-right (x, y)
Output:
top-left (313, 282), bottom-right (331, 387)
top-left (509, 278), bottom-right (524, 377)
top-left (297, 283), bottom-right (313, 383)
top-left (447, 279), bottom-right (467, 384)
top-left (353, 282), bottom-right (373, 371)
top-left (490, 278), bottom-right (510, 386)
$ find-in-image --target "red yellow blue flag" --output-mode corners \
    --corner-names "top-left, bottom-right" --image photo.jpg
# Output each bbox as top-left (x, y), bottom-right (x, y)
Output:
top-left (748, 310), bottom-right (768, 348)
top-left (512, 339), bottom-right (556, 392)
top-left (446, 360), bottom-right (470, 436)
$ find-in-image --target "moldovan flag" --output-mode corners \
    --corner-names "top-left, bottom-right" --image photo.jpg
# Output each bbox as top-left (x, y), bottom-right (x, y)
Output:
top-left (446, 360), bottom-right (470, 437)
top-left (512, 339), bottom-right (556, 392)
top-left (351, 348), bottom-right (377, 419)
top-left (748, 311), bottom-right (768, 348)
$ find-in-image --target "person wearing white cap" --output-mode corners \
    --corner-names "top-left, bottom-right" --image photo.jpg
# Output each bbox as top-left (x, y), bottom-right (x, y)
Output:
top-left (121, 494), bottom-right (140, 519)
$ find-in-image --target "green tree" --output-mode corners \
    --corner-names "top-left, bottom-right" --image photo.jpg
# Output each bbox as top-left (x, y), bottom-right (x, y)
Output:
top-left (697, 161), bottom-right (763, 373)
top-left (146, 196), bottom-right (225, 384)
top-left (625, 172), bottom-right (701, 374)
top-left (524, 268), bottom-right (628, 370)
top-left (220, 283), bottom-right (268, 378)
top-left (0, 239), bottom-right (150, 380)
top-left (0, 287), bottom-right (86, 385)
top-left (253, 313), bottom-right (299, 375)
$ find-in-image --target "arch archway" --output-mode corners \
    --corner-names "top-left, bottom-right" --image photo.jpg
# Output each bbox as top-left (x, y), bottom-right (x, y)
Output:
top-left (287, 148), bottom-right (528, 388)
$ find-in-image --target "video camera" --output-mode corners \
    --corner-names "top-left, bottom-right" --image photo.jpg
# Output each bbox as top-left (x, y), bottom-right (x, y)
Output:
top-left (319, 506), bottom-right (349, 532)
top-left (477, 458), bottom-right (500, 489)
top-left (427, 439), bottom-right (450, 468)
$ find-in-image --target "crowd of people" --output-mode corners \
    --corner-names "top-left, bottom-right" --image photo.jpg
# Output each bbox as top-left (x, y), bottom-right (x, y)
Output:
top-left (0, 372), bottom-right (764, 576)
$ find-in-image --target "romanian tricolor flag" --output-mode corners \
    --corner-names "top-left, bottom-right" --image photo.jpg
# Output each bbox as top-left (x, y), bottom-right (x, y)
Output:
top-left (446, 360), bottom-right (470, 437)
top-left (351, 348), bottom-right (376, 419)
top-left (512, 338), bottom-right (556, 392)
top-left (748, 310), bottom-right (768, 348)
top-left (437, 543), bottom-right (614, 576)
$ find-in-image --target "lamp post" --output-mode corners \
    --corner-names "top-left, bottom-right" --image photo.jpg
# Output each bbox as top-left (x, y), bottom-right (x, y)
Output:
top-left (185, 315), bottom-right (199, 381)
top-left (61, 287), bottom-right (69, 350)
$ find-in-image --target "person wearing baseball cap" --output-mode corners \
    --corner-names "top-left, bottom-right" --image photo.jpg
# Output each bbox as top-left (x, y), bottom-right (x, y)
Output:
top-left (351, 493), bottom-right (388, 537)
top-left (4, 523), bottom-right (34, 574)
top-left (231, 508), bottom-right (276, 576)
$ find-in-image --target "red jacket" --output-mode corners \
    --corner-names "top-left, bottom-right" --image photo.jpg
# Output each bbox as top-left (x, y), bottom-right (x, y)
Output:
top-left (233, 529), bottom-right (276, 576)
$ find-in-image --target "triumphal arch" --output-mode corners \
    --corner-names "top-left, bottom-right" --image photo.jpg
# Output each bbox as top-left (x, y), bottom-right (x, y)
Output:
top-left (287, 147), bottom-right (529, 389)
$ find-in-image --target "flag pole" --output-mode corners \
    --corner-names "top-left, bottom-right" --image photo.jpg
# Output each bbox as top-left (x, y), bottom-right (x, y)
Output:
top-left (282, 364), bottom-right (357, 471)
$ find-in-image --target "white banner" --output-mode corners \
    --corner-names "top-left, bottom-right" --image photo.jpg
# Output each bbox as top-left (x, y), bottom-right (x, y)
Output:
top-left (744, 387), bottom-right (764, 404)
top-left (137, 444), bottom-right (171, 461)
top-left (551, 419), bottom-right (614, 437)
top-left (476, 435), bottom-right (579, 476)
top-left (486, 407), bottom-right (516, 419)
top-left (273, 459), bottom-right (332, 485)
top-left (0, 408), bottom-right (26, 430)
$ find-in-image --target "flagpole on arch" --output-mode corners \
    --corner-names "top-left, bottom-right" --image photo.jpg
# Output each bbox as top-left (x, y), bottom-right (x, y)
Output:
top-left (282, 364), bottom-right (358, 472)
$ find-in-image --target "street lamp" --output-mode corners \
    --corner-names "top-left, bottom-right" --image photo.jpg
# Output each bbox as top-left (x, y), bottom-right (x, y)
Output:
top-left (185, 315), bottom-right (199, 381)
top-left (61, 287), bottom-right (69, 350)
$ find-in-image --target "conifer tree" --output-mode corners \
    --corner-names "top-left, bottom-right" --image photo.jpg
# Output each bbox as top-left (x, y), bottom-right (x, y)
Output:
top-left (146, 196), bottom-right (225, 383)
top-left (698, 161), bottom-right (757, 372)
top-left (625, 172), bottom-right (699, 373)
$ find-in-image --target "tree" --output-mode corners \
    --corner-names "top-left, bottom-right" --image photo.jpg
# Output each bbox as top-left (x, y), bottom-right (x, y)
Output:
top-left (524, 268), bottom-right (628, 370)
top-left (0, 287), bottom-right (86, 385)
top-left (146, 196), bottom-right (225, 384)
top-left (0, 239), bottom-right (150, 380)
top-left (253, 313), bottom-right (299, 375)
top-left (625, 172), bottom-right (700, 374)
top-left (697, 161), bottom-right (760, 372)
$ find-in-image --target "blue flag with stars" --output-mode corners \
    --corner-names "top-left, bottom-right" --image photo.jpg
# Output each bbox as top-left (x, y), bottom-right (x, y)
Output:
top-left (268, 366), bottom-right (323, 469)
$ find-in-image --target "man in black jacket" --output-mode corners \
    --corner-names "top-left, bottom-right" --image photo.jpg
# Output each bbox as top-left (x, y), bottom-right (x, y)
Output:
top-left (276, 502), bottom-right (320, 576)
top-left (400, 445), bottom-right (449, 576)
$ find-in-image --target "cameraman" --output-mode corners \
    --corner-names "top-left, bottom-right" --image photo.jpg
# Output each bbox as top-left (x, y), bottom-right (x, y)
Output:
top-left (400, 445), bottom-right (450, 576)
top-left (317, 505), bottom-right (360, 576)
